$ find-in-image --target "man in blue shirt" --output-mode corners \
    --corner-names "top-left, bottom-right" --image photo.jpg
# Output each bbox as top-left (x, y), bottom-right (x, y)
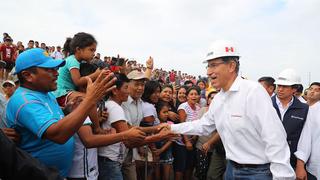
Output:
top-left (5, 48), bottom-right (116, 177)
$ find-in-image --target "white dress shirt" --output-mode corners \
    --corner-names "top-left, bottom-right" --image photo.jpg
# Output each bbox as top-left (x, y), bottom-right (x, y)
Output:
top-left (298, 96), bottom-right (307, 103)
top-left (171, 77), bottom-right (295, 179)
top-left (275, 96), bottom-right (294, 120)
top-left (294, 101), bottom-right (320, 178)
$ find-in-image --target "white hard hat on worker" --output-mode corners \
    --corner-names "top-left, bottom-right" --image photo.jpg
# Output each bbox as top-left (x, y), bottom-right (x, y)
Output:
top-left (203, 40), bottom-right (240, 63)
top-left (205, 40), bottom-right (240, 91)
top-left (274, 68), bottom-right (301, 86)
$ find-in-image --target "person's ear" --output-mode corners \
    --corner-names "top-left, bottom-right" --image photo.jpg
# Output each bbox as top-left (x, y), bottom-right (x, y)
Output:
top-left (228, 61), bottom-right (237, 73)
top-left (21, 70), bottom-right (35, 83)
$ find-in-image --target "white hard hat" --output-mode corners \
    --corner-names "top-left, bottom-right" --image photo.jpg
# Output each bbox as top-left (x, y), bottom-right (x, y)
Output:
top-left (274, 68), bottom-right (301, 86)
top-left (203, 40), bottom-right (240, 63)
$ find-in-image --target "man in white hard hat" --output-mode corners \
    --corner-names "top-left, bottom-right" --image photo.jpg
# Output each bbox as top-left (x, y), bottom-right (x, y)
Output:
top-left (159, 40), bottom-right (295, 179)
top-left (272, 68), bottom-right (309, 169)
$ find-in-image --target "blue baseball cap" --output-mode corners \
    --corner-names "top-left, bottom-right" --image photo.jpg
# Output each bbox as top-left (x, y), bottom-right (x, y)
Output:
top-left (14, 48), bottom-right (65, 74)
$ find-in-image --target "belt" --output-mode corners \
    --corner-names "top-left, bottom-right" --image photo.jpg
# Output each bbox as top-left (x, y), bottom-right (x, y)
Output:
top-left (98, 156), bottom-right (113, 162)
top-left (230, 160), bottom-right (270, 169)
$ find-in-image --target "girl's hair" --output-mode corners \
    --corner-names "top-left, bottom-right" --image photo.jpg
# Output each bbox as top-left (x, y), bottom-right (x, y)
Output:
top-left (63, 32), bottom-right (97, 55)
top-left (155, 101), bottom-right (169, 117)
top-left (63, 37), bottom-right (72, 57)
top-left (161, 84), bottom-right (173, 92)
top-left (142, 80), bottom-right (161, 104)
top-left (186, 86), bottom-right (201, 96)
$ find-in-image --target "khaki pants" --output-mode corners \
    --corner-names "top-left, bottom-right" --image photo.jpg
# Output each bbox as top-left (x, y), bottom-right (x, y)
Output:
top-left (122, 149), bottom-right (137, 180)
top-left (206, 151), bottom-right (227, 180)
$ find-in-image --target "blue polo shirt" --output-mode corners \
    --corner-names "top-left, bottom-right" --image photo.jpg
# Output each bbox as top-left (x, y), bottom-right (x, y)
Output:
top-left (6, 87), bottom-right (74, 177)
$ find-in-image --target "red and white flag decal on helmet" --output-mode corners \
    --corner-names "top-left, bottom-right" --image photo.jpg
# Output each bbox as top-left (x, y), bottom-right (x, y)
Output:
top-left (225, 47), bottom-right (234, 52)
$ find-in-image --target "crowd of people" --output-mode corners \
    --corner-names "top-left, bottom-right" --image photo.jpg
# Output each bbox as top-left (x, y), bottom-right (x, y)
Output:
top-left (0, 32), bottom-right (319, 180)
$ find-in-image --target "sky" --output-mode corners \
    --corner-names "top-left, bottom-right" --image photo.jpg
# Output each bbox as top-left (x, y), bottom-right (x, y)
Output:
top-left (2, 0), bottom-right (319, 87)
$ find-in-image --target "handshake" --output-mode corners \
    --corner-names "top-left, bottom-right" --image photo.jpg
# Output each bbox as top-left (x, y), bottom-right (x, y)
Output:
top-left (122, 123), bottom-right (178, 148)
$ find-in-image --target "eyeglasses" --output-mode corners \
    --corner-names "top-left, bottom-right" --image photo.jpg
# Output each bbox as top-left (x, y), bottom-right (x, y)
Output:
top-left (206, 62), bottom-right (225, 69)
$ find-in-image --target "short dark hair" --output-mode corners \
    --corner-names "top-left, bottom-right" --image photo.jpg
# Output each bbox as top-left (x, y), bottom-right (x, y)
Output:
top-left (114, 73), bottom-right (129, 89)
top-left (258, 76), bottom-right (275, 88)
top-left (29, 40), bottom-right (34, 43)
top-left (292, 84), bottom-right (304, 93)
top-left (108, 73), bottom-right (130, 98)
top-left (221, 56), bottom-right (240, 74)
top-left (310, 82), bottom-right (320, 87)
top-left (184, 80), bottom-right (193, 86)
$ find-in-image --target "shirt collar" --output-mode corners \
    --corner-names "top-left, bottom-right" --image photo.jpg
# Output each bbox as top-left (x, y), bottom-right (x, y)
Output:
top-left (127, 95), bottom-right (142, 105)
top-left (276, 95), bottom-right (294, 108)
top-left (222, 76), bottom-right (242, 93)
top-left (19, 86), bottom-right (49, 96)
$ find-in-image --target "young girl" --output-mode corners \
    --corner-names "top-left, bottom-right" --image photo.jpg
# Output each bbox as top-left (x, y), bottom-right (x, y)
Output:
top-left (53, 32), bottom-right (103, 133)
top-left (154, 101), bottom-right (174, 180)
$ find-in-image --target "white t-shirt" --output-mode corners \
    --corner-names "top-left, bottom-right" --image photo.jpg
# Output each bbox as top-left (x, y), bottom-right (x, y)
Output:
top-left (68, 117), bottom-right (99, 180)
top-left (142, 101), bottom-right (160, 125)
top-left (98, 100), bottom-right (127, 163)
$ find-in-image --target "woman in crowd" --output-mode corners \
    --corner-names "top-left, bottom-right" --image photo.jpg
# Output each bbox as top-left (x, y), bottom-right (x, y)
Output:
top-left (175, 86), bottom-right (188, 108)
top-left (159, 85), bottom-right (179, 122)
top-left (175, 86), bottom-right (201, 180)
top-left (135, 80), bottom-right (162, 180)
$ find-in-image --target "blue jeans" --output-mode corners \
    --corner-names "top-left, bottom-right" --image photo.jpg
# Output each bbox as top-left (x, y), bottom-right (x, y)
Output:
top-left (98, 156), bottom-right (123, 180)
top-left (224, 160), bottom-right (272, 180)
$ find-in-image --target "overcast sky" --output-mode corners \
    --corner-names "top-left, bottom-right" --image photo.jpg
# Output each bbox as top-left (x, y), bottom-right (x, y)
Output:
top-left (2, 0), bottom-right (319, 86)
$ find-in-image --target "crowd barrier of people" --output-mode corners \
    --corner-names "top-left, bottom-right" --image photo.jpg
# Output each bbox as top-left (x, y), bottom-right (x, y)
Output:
top-left (0, 32), bottom-right (319, 180)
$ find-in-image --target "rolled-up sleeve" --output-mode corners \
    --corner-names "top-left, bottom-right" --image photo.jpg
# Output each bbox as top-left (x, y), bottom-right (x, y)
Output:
top-left (171, 107), bottom-right (216, 136)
